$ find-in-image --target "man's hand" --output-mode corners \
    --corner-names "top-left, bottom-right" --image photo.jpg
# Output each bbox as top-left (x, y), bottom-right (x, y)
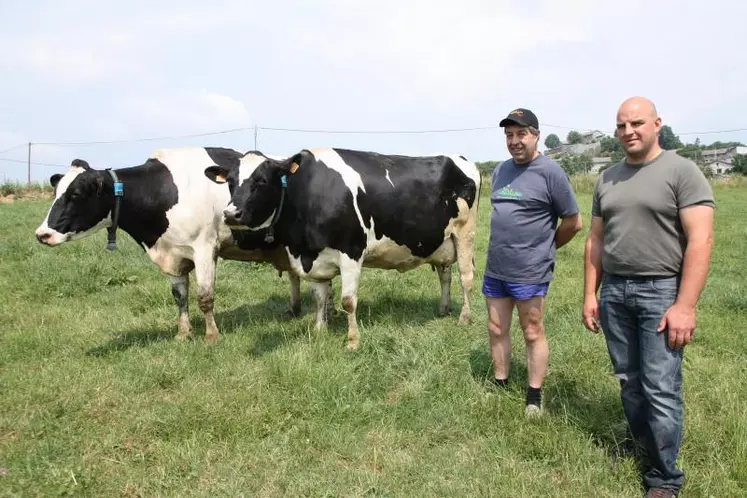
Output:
top-left (583, 294), bottom-right (601, 333)
top-left (583, 217), bottom-right (604, 334)
top-left (658, 303), bottom-right (696, 349)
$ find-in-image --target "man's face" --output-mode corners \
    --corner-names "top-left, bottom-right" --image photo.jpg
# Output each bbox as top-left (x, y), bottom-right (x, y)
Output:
top-left (615, 105), bottom-right (661, 159)
top-left (504, 124), bottom-right (539, 164)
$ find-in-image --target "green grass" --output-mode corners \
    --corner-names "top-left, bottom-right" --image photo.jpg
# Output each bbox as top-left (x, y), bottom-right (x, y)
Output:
top-left (0, 181), bottom-right (53, 198)
top-left (0, 181), bottom-right (745, 497)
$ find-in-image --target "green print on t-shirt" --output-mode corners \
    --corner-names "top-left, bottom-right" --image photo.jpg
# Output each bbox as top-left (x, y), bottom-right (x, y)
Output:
top-left (497, 185), bottom-right (524, 199)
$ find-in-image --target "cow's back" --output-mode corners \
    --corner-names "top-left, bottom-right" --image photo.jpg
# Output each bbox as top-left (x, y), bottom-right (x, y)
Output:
top-left (149, 147), bottom-right (237, 244)
top-left (327, 148), bottom-right (479, 258)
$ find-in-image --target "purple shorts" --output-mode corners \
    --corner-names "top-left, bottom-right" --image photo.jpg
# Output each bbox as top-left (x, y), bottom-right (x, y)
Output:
top-left (482, 275), bottom-right (549, 300)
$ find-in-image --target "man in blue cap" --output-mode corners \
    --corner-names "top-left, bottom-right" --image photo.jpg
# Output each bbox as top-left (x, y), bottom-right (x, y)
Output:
top-left (484, 107), bottom-right (583, 416)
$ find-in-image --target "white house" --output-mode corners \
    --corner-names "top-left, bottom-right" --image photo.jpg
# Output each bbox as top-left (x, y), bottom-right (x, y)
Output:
top-left (704, 160), bottom-right (733, 176)
top-left (591, 156), bottom-right (613, 173)
top-left (699, 145), bottom-right (747, 164)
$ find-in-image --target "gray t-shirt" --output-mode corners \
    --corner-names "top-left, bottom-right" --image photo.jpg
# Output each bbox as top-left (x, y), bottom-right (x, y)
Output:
top-left (486, 154), bottom-right (579, 284)
top-left (592, 150), bottom-right (715, 277)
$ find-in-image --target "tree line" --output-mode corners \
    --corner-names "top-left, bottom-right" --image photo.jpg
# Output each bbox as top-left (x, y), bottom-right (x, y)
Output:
top-left (544, 127), bottom-right (746, 176)
top-left (476, 126), bottom-right (746, 176)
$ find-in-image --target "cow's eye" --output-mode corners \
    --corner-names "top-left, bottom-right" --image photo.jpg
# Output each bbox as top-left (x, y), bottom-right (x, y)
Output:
top-left (69, 191), bottom-right (81, 201)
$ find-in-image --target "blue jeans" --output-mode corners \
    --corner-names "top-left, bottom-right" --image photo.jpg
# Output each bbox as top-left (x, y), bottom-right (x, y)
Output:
top-left (599, 274), bottom-right (685, 492)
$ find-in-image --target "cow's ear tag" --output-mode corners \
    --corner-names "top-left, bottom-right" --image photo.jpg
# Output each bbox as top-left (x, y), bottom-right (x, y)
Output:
top-left (289, 162), bottom-right (299, 174)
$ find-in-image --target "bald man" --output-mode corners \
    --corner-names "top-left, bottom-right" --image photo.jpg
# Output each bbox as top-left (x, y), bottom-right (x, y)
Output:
top-left (582, 97), bottom-right (715, 497)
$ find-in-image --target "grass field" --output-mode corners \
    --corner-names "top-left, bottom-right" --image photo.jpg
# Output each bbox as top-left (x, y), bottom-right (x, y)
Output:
top-left (1, 178), bottom-right (745, 497)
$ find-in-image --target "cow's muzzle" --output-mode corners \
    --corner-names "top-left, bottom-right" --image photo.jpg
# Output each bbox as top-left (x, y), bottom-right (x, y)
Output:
top-left (223, 207), bottom-right (244, 227)
top-left (35, 231), bottom-right (53, 245)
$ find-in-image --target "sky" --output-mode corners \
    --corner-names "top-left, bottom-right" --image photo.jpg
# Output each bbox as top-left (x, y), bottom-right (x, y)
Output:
top-left (1, 0), bottom-right (746, 183)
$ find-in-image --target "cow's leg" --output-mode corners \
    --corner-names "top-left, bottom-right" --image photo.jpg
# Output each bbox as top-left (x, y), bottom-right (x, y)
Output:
top-left (325, 279), bottom-right (335, 321)
top-left (168, 274), bottom-right (194, 340)
top-left (340, 256), bottom-right (363, 352)
top-left (311, 280), bottom-right (331, 330)
top-left (194, 250), bottom-right (220, 344)
top-left (435, 264), bottom-right (453, 317)
top-left (288, 272), bottom-right (302, 317)
top-left (453, 215), bottom-right (477, 325)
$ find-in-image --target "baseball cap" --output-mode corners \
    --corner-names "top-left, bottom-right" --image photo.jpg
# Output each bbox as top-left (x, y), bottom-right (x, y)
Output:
top-left (499, 108), bottom-right (539, 129)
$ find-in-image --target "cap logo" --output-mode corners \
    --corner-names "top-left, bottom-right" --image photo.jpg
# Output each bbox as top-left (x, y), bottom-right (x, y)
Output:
top-left (510, 109), bottom-right (524, 116)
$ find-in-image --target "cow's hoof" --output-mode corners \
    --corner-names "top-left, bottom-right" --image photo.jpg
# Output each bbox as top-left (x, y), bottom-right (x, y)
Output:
top-left (287, 305), bottom-right (302, 318)
top-left (438, 305), bottom-right (452, 317)
top-left (175, 330), bottom-right (194, 341)
top-left (346, 341), bottom-right (359, 353)
top-left (458, 313), bottom-right (471, 326)
top-left (204, 333), bottom-right (221, 345)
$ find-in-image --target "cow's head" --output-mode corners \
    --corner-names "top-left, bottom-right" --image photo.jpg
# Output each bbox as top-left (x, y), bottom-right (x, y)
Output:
top-left (35, 159), bottom-right (114, 246)
top-left (204, 151), bottom-right (297, 230)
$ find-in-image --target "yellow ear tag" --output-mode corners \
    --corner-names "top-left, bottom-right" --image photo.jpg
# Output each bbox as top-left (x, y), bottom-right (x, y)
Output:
top-left (289, 162), bottom-right (299, 174)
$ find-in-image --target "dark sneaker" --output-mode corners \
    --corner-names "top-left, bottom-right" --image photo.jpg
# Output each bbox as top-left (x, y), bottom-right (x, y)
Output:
top-left (490, 377), bottom-right (509, 388)
top-left (524, 403), bottom-right (543, 418)
top-left (645, 487), bottom-right (677, 498)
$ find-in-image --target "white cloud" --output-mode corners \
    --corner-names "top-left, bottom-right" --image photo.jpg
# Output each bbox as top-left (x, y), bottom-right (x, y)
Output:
top-left (0, 3), bottom-right (249, 86)
top-left (0, 132), bottom-right (28, 151)
top-left (1, 0), bottom-right (747, 175)
top-left (120, 89), bottom-right (252, 134)
top-left (284, 0), bottom-right (600, 110)
top-left (2, 28), bottom-right (142, 85)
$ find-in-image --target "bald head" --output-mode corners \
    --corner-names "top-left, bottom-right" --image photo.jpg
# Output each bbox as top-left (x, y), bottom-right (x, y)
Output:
top-left (618, 96), bottom-right (658, 121)
top-left (615, 96), bottom-right (663, 164)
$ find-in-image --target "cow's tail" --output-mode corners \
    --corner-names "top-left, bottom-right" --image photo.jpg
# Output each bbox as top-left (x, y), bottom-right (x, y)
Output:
top-left (452, 154), bottom-right (482, 271)
top-left (472, 166), bottom-right (483, 270)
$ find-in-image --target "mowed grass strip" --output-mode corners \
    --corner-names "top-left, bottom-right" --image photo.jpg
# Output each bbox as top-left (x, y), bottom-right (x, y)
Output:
top-left (0, 180), bottom-right (744, 497)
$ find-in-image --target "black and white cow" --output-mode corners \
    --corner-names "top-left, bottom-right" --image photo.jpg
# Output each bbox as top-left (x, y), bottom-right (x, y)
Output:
top-left (204, 147), bottom-right (481, 351)
top-left (34, 147), bottom-right (307, 344)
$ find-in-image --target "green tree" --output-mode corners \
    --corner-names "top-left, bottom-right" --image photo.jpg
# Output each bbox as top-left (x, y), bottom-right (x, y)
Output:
top-left (559, 155), bottom-right (577, 175)
top-left (658, 125), bottom-right (683, 150)
top-left (544, 133), bottom-right (561, 149)
top-left (576, 153), bottom-right (593, 173)
top-left (566, 131), bottom-right (583, 145)
top-left (731, 154), bottom-right (747, 176)
top-left (598, 135), bottom-right (626, 163)
top-left (559, 154), bottom-right (593, 175)
top-left (699, 164), bottom-right (715, 179)
top-left (676, 143), bottom-right (703, 164)
top-left (706, 141), bottom-right (743, 150)
top-left (475, 161), bottom-right (500, 175)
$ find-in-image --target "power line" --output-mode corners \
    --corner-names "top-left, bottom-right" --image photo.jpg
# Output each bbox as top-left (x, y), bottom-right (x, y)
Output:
top-left (258, 125), bottom-right (498, 134)
top-left (0, 157), bottom-right (67, 168)
top-left (251, 123), bottom-right (602, 134)
top-left (25, 122), bottom-right (607, 145)
top-left (9, 123), bottom-right (747, 149)
top-left (0, 143), bottom-right (27, 155)
top-left (678, 127), bottom-right (747, 136)
top-left (34, 126), bottom-right (254, 147)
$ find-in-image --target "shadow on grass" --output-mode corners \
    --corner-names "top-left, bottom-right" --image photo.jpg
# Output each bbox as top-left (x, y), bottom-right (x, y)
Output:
top-left (86, 291), bottom-right (453, 357)
top-left (469, 347), bottom-right (649, 478)
top-left (86, 293), bottom-right (302, 357)
top-left (467, 346), bottom-right (530, 390)
top-left (545, 371), bottom-right (651, 479)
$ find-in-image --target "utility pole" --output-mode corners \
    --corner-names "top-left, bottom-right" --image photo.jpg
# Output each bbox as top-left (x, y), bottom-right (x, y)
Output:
top-left (254, 125), bottom-right (258, 150)
top-left (27, 142), bottom-right (32, 185)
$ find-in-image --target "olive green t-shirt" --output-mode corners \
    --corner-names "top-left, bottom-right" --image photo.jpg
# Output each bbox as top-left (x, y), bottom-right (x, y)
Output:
top-left (591, 150), bottom-right (715, 277)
